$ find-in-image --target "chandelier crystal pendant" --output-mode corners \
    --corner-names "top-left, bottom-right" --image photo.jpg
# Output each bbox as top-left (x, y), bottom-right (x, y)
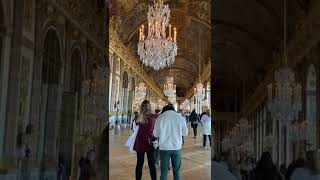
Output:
top-left (267, 0), bottom-right (302, 126)
top-left (163, 76), bottom-right (176, 97)
top-left (137, 0), bottom-right (178, 70)
top-left (135, 82), bottom-right (147, 100)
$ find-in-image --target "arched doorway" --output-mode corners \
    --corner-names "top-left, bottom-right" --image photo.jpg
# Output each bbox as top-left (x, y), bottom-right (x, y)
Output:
top-left (59, 48), bottom-right (82, 179)
top-left (41, 29), bottom-right (62, 167)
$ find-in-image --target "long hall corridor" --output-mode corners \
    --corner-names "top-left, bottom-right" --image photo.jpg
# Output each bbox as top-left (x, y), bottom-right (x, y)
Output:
top-left (109, 125), bottom-right (211, 180)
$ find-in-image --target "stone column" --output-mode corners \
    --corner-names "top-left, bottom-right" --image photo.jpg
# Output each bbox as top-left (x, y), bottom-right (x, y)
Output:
top-left (286, 125), bottom-right (292, 166)
top-left (1, 0), bottom-right (24, 172)
top-left (278, 122), bottom-right (284, 165)
top-left (0, 24), bottom-right (12, 158)
top-left (272, 115), bottom-right (277, 164)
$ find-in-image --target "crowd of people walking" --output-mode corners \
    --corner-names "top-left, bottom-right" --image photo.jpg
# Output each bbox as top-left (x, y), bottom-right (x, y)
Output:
top-left (213, 150), bottom-right (320, 180)
top-left (126, 100), bottom-right (212, 180)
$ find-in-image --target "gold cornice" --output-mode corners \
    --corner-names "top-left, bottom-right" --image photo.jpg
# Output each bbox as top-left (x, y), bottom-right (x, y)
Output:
top-left (109, 33), bottom-right (165, 99)
top-left (186, 60), bottom-right (211, 99)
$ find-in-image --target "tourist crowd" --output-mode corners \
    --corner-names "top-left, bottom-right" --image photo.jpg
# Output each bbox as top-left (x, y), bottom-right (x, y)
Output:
top-left (126, 100), bottom-right (212, 180)
top-left (213, 150), bottom-right (320, 180)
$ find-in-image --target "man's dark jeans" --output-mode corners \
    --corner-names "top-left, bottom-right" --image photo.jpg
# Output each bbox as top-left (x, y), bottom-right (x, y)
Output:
top-left (160, 149), bottom-right (182, 180)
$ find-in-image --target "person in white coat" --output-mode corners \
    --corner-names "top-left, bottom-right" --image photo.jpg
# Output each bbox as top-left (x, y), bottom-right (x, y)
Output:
top-left (200, 109), bottom-right (211, 149)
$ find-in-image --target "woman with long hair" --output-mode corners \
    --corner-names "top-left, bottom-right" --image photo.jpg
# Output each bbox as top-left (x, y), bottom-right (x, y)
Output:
top-left (254, 151), bottom-right (281, 180)
top-left (133, 100), bottom-right (159, 180)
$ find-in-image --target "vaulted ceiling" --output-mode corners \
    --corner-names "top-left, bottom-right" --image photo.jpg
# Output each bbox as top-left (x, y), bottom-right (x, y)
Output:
top-left (213, 0), bottom-right (310, 112)
top-left (109, 0), bottom-right (211, 97)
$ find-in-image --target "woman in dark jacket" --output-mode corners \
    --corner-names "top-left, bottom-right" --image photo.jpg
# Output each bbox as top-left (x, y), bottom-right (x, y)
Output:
top-left (189, 109), bottom-right (200, 139)
top-left (134, 100), bottom-right (159, 180)
top-left (254, 152), bottom-right (282, 180)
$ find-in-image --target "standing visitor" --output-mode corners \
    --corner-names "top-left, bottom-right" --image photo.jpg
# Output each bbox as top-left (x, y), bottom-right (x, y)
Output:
top-left (154, 104), bottom-right (188, 180)
top-left (200, 109), bottom-right (211, 149)
top-left (290, 150), bottom-right (320, 180)
top-left (57, 157), bottom-right (66, 180)
top-left (154, 109), bottom-right (161, 166)
top-left (285, 152), bottom-right (305, 180)
top-left (133, 100), bottom-right (159, 180)
top-left (79, 150), bottom-right (96, 180)
top-left (253, 151), bottom-right (281, 180)
top-left (189, 109), bottom-right (200, 139)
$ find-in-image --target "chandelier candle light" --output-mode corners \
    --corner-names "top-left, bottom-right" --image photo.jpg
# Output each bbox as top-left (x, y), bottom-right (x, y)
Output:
top-left (137, 0), bottom-right (178, 70)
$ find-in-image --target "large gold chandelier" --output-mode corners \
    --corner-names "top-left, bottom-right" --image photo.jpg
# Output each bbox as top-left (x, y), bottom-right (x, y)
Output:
top-left (137, 0), bottom-right (178, 70)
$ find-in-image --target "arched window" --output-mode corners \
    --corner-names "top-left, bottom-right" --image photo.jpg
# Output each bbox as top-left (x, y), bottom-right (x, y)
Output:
top-left (122, 71), bottom-right (128, 88)
top-left (42, 29), bottom-right (61, 84)
top-left (70, 49), bottom-right (82, 93)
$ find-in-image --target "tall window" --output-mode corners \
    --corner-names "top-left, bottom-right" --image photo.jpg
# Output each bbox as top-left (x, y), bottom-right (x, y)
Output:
top-left (70, 49), bottom-right (82, 93)
top-left (42, 29), bottom-right (61, 84)
top-left (306, 64), bottom-right (316, 149)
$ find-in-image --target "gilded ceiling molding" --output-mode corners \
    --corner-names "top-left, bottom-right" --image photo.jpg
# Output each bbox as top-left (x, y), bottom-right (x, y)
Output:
top-left (186, 60), bottom-right (211, 99)
top-left (109, 31), bottom-right (166, 100)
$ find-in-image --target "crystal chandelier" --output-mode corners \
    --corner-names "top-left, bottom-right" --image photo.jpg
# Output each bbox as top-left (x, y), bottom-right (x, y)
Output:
top-left (167, 94), bottom-right (176, 104)
top-left (267, 0), bottom-right (301, 125)
top-left (135, 82), bottom-right (147, 100)
top-left (137, 0), bottom-right (178, 70)
top-left (163, 76), bottom-right (176, 97)
top-left (194, 82), bottom-right (205, 101)
top-left (180, 99), bottom-right (190, 111)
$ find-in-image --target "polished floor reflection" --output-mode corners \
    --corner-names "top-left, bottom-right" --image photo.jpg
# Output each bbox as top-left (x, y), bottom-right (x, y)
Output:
top-left (109, 125), bottom-right (211, 180)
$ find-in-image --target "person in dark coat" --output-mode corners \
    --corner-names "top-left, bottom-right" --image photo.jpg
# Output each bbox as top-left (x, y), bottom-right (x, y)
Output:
top-left (189, 109), bottom-right (200, 139)
top-left (254, 152), bottom-right (282, 180)
top-left (79, 150), bottom-right (96, 180)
